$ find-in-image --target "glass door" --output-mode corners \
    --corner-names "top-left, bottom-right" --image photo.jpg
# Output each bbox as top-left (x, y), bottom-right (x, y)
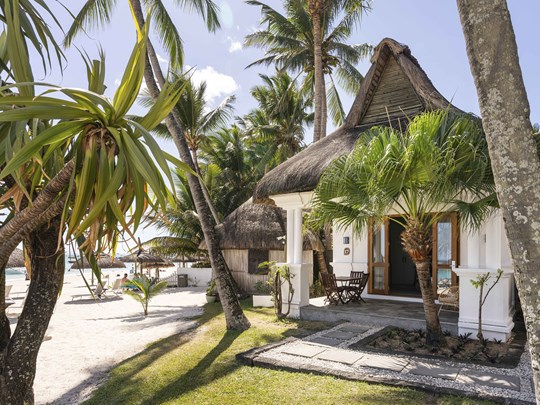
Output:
top-left (368, 220), bottom-right (389, 294)
top-left (432, 213), bottom-right (458, 294)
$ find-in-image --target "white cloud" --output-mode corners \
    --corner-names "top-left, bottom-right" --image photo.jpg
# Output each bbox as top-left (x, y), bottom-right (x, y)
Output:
top-left (226, 36), bottom-right (242, 53)
top-left (187, 65), bottom-right (239, 104)
top-left (156, 53), bottom-right (168, 64)
top-left (114, 78), bottom-right (121, 86)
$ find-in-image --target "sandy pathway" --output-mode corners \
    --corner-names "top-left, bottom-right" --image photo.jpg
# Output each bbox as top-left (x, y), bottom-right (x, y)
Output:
top-left (7, 274), bottom-right (206, 404)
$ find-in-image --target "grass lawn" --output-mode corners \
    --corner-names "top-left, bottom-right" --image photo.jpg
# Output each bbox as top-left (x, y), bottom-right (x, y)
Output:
top-left (86, 300), bottom-right (491, 405)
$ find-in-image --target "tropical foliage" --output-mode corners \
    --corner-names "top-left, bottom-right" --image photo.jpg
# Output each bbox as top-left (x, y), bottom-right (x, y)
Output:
top-left (245, 0), bottom-right (371, 137)
top-left (124, 275), bottom-right (169, 316)
top-left (240, 69), bottom-right (312, 167)
top-left (311, 110), bottom-right (496, 346)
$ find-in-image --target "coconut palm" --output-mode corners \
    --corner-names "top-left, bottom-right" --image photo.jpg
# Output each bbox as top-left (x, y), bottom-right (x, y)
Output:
top-left (124, 275), bottom-right (169, 316)
top-left (245, 0), bottom-right (371, 141)
top-left (67, 0), bottom-right (251, 331)
top-left (239, 69), bottom-right (312, 168)
top-left (310, 111), bottom-right (496, 347)
top-left (0, 17), bottom-right (186, 402)
top-left (201, 125), bottom-right (266, 217)
top-left (142, 75), bottom-right (236, 223)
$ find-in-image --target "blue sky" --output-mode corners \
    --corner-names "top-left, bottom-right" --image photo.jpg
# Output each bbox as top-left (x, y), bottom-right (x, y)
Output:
top-left (48, 0), bottom-right (539, 141)
top-left (37, 0), bottom-right (539, 251)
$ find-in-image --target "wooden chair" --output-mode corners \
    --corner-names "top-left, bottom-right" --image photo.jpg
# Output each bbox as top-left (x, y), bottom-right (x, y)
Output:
top-left (346, 271), bottom-right (369, 303)
top-left (320, 273), bottom-right (347, 305)
top-left (438, 286), bottom-right (459, 314)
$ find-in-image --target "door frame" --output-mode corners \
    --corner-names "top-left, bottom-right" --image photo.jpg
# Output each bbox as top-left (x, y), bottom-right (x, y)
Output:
top-left (367, 214), bottom-right (459, 296)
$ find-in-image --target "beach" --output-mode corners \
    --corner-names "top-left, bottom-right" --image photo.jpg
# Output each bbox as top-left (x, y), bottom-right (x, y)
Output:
top-left (7, 273), bottom-right (206, 404)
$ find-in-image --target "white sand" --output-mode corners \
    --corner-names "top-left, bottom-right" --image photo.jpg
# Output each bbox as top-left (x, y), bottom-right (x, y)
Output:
top-left (7, 274), bottom-right (206, 404)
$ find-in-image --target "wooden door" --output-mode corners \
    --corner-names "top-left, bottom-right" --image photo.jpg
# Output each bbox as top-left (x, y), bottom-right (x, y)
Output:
top-left (432, 213), bottom-right (459, 295)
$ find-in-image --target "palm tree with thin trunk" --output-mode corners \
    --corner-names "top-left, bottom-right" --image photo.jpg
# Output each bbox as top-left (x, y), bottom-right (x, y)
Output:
top-left (239, 69), bottom-right (312, 168)
top-left (66, 0), bottom-right (251, 330)
top-left (457, 0), bottom-right (540, 397)
top-left (311, 111), bottom-right (496, 347)
top-left (246, 0), bottom-right (371, 142)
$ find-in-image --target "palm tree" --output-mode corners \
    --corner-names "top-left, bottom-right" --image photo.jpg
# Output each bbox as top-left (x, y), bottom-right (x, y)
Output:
top-left (310, 111), bottom-right (496, 347)
top-left (239, 69), bottom-right (312, 168)
top-left (201, 125), bottom-right (266, 217)
top-left (124, 276), bottom-right (169, 316)
top-left (66, 0), bottom-right (251, 330)
top-left (245, 0), bottom-right (371, 141)
top-left (0, 18), bottom-right (185, 403)
top-left (143, 75), bottom-right (236, 223)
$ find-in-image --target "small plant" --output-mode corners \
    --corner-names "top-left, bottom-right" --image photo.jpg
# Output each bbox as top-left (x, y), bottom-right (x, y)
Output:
top-left (123, 275), bottom-right (168, 316)
top-left (458, 332), bottom-right (472, 344)
top-left (206, 279), bottom-right (217, 296)
top-left (470, 269), bottom-right (503, 341)
top-left (309, 279), bottom-right (325, 298)
top-left (253, 280), bottom-right (271, 295)
top-left (258, 261), bottom-right (294, 319)
top-left (188, 277), bottom-right (200, 287)
top-left (443, 330), bottom-right (452, 337)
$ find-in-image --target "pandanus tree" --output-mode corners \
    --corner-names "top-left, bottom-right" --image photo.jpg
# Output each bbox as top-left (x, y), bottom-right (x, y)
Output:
top-left (310, 111), bottom-right (497, 347)
top-left (66, 0), bottom-right (251, 330)
top-left (0, 13), bottom-right (187, 402)
top-left (245, 0), bottom-right (371, 142)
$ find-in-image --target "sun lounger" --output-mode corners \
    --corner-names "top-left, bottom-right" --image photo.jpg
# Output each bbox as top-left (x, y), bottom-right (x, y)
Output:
top-left (108, 278), bottom-right (124, 297)
top-left (71, 284), bottom-right (107, 301)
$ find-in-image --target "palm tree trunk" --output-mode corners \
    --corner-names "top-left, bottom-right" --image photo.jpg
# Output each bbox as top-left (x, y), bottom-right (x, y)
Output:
top-left (315, 250), bottom-right (328, 274)
top-left (309, 1), bottom-right (324, 143)
top-left (401, 219), bottom-right (442, 347)
top-left (320, 73), bottom-right (327, 139)
top-left (457, 0), bottom-right (540, 396)
top-left (130, 0), bottom-right (249, 330)
top-left (191, 148), bottom-right (220, 224)
top-left (0, 216), bottom-right (65, 404)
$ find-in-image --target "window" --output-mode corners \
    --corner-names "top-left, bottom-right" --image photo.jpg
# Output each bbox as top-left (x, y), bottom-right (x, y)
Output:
top-left (248, 249), bottom-right (270, 274)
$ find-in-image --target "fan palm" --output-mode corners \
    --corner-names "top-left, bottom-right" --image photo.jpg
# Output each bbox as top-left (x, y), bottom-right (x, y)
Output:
top-left (245, 0), bottom-right (371, 141)
top-left (240, 69), bottom-right (312, 167)
top-left (311, 110), bottom-right (496, 347)
top-left (124, 275), bottom-right (169, 316)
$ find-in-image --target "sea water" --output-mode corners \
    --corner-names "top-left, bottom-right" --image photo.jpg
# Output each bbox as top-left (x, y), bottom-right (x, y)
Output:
top-left (5, 264), bottom-right (137, 282)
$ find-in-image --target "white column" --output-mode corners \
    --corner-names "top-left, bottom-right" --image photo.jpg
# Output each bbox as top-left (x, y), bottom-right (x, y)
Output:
top-left (286, 208), bottom-right (295, 263)
top-left (467, 230), bottom-right (481, 268)
top-left (293, 207), bottom-right (303, 264)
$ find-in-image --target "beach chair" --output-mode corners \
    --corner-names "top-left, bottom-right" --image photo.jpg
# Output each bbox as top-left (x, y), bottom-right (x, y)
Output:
top-left (71, 284), bottom-right (107, 301)
top-left (108, 278), bottom-right (124, 297)
top-left (5, 284), bottom-right (15, 307)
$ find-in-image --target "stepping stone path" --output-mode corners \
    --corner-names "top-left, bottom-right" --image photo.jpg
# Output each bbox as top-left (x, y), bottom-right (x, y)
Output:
top-left (243, 323), bottom-right (535, 404)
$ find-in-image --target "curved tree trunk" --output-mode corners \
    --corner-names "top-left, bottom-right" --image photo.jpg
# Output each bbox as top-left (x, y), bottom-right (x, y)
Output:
top-left (191, 148), bottom-right (220, 224)
top-left (457, 0), bottom-right (540, 398)
top-left (130, 0), bottom-right (249, 330)
top-left (401, 219), bottom-right (442, 347)
top-left (0, 216), bottom-right (65, 404)
top-left (309, 1), bottom-right (324, 143)
top-left (315, 250), bottom-right (328, 274)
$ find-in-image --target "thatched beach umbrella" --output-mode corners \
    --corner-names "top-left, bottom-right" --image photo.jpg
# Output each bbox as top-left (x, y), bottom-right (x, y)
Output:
top-left (7, 248), bottom-right (25, 268)
top-left (128, 251), bottom-right (174, 280)
top-left (70, 253), bottom-right (126, 270)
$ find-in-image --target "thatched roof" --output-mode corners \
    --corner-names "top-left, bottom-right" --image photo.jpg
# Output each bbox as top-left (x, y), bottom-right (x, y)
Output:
top-left (70, 254), bottom-right (126, 270)
top-left (199, 200), bottom-right (313, 250)
top-left (119, 251), bottom-right (174, 268)
top-left (254, 37), bottom-right (464, 202)
top-left (7, 248), bottom-right (25, 268)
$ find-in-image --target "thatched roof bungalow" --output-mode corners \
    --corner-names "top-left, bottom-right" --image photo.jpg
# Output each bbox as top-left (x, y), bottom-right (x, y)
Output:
top-left (254, 38), bottom-right (464, 202)
top-left (200, 200), bottom-right (316, 293)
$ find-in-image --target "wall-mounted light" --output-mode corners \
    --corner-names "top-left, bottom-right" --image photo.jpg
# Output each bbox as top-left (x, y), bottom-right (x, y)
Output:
top-left (343, 236), bottom-right (350, 245)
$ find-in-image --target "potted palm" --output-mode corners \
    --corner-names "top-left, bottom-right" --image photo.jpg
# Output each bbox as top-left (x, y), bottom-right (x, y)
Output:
top-left (206, 279), bottom-right (218, 303)
top-left (252, 280), bottom-right (273, 307)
